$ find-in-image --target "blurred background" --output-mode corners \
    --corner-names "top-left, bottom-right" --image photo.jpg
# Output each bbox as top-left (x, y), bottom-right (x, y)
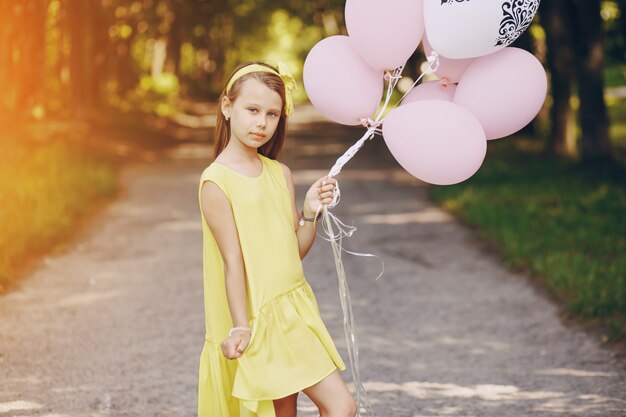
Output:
top-left (0, 0), bottom-right (624, 342)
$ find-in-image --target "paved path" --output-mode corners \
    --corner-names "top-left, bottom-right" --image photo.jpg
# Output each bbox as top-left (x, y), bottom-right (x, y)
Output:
top-left (1, 116), bottom-right (625, 417)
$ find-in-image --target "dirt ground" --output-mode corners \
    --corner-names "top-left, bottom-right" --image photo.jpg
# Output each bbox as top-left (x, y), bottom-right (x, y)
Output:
top-left (1, 108), bottom-right (625, 417)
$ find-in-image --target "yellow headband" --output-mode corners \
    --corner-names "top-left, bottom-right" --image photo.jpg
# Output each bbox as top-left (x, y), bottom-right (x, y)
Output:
top-left (225, 61), bottom-right (298, 117)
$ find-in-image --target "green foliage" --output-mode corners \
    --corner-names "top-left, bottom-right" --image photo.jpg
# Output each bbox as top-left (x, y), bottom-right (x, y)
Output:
top-left (0, 134), bottom-right (118, 292)
top-left (430, 139), bottom-right (626, 340)
top-left (602, 0), bottom-right (625, 64)
top-left (228, 9), bottom-right (324, 104)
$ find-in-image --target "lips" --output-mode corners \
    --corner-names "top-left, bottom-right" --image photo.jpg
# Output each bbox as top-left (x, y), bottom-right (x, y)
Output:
top-left (251, 132), bottom-right (266, 138)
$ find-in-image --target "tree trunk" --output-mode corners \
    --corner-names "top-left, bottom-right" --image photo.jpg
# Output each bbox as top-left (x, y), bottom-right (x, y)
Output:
top-left (618, 0), bottom-right (626, 41)
top-left (0, 0), bottom-right (17, 128)
top-left (116, 32), bottom-right (138, 96)
top-left (16, 0), bottom-right (46, 115)
top-left (512, 28), bottom-right (533, 53)
top-left (67, 0), bottom-right (86, 117)
top-left (542, 0), bottom-right (577, 156)
top-left (208, 12), bottom-right (233, 93)
top-left (90, 0), bottom-right (107, 108)
top-left (570, 0), bottom-right (613, 163)
top-left (165, 0), bottom-right (182, 75)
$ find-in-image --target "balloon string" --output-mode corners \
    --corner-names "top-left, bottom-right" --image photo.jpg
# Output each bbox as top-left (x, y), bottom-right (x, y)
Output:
top-left (314, 209), bottom-right (385, 281)
top-left (321, 206), bottom-right (375, 417)
top-left (315, 54), bottom-right (439, 416)
top-left (392, 51), bottom-right (440, 110)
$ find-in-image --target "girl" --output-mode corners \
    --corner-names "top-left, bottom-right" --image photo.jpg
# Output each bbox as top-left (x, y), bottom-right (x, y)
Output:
top-left (197, 61), bottom-right (357, 417)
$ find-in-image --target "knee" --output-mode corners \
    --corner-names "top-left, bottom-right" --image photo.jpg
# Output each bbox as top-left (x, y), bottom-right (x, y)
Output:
top-left (275, 410), bottom-right (296, 417)
top-left (274, 407), bottom-right (296, 417)
top-left (273, 396), bottom-right (297, 417)
top-left (328, 396), bottom-right (356, 417)
top-left (345, 397), bottom-right (357, 417)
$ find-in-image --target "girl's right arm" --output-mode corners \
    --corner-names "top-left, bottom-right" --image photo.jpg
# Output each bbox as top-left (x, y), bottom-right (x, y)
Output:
top-left (200, 181), bottom-right (251, 358)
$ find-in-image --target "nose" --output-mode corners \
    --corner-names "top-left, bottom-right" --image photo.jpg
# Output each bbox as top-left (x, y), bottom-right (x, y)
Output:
top-left (256, 116), bottom-right (266, 128)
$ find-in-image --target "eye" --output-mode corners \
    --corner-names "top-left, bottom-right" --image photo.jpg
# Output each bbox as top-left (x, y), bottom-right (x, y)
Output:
top-left (247, 107), bottom-right (258, 113)
top-left (268, 112), bottom-right (279, 118)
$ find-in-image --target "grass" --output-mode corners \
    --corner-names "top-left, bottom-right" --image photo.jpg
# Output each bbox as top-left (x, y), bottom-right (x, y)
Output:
top-left (430, 139), bottom-right (626, 341)
top-left (0, 128), bottom-right (119, 293)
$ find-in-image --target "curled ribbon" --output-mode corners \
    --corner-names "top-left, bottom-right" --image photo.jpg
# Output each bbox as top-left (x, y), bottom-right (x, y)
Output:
top-left (314, 57), bottom-right (440, 416)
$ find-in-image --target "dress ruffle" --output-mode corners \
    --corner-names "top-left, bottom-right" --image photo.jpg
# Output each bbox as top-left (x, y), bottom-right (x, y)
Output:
top-left (197, 340), bottom-right (240, 416)
top-left (199, 340), bottom-right (277, 417)
top-left (233, 280), bottom-right (346, 414)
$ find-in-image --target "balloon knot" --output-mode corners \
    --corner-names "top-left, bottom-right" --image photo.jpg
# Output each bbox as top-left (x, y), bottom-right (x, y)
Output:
top-left (427, 51), bottom-right (440, 73)
top-left (359, 117), bottom-right (382, 130)
top-left (384, 70), bottom-right (403, 81)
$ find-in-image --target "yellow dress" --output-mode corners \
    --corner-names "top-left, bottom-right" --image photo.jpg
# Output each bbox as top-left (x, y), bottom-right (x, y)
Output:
top-left (197, 153), bottom-right (346, 417)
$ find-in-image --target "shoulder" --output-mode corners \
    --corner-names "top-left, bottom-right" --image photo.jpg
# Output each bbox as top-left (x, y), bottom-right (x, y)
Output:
top-left (275, 159), bottom-right (294, 184)
top-left (200, 163), bottom-right (220, 179)
top-left (200, 163), bottom-right (228, 183)
top-left (199, 176), bottom-right (231, 218)
top-left (259, 154), bottom-right (293, 180)
top-left (199, 164), bottom-right (230, 197)
top-left (265, 157), bottom-right (295, 195)
top-left (276, 160), bottom-right (292, 177)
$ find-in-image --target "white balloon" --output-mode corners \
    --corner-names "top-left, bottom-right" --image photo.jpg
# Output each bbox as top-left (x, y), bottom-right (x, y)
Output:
top-left (424, 0), bottom-right (541, 59)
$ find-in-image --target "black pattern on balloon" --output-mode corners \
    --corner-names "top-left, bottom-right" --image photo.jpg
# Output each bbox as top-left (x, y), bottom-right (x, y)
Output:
top-left (441, 0), bottom-right (470, 5)
top-left (495, 0), bottom-right (540, 46)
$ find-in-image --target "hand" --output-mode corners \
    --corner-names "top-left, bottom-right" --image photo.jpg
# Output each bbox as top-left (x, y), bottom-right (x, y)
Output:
top-left (303, 176), bottom-right (338, 217)
top-left (220, 331), bottom-right (251, 360)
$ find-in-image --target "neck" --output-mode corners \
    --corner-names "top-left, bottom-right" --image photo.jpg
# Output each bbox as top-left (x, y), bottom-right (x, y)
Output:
top-left (221, 137), bottom-right (259, 162)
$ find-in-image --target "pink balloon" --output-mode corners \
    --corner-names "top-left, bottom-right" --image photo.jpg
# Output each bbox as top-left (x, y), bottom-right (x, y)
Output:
top-left (382, 100), bottom-right (487, 185)
top-left (422, 34), bottom-right (474, 83)
top-left (345, 0), bottom-right (424, 72)
top-left (454, 47), bottom-right (548, 140)
top-left (304, 36), bottom-right (383, 126)
top-left (403, 80), bottom-right (457, 105)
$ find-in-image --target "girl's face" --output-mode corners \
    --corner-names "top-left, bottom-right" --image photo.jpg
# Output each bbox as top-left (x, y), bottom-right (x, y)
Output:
top-left (222, 78), bottom-right (283, 150)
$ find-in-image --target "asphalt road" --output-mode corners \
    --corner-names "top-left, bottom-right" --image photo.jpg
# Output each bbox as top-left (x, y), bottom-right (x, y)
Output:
top-left (1, 113), bottom-right (625, 417)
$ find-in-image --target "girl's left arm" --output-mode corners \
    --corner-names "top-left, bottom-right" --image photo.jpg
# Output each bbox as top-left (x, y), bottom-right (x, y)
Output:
top-left (279, 162), bottom-right (336, 259)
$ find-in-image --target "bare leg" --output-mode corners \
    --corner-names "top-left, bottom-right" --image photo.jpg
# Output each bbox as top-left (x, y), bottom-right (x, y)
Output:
top-left (302, 369), bottom-right (356, 417)
top-left (273, 392), bottom-right (298, 417)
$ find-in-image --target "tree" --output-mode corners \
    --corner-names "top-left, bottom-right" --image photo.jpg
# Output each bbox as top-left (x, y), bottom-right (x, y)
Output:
top-left (570, 0), bottom-right (613, 163)
top-left (67, 0), bottom-right (86, 115)
top-left (540, 0), bottom-right (615, 162)
top-left (0, 0), bottom-right (47, 127)
top-left (542, 0), bottom-right (576, 155)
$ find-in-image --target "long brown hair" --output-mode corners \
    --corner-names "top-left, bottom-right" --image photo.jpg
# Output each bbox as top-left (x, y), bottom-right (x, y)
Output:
top-left (213, 61), bottom-right (287, 160)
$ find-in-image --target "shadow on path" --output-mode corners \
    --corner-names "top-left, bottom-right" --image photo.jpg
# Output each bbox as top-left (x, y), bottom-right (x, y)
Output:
top-left (0, 105), bottom-right (625, 417)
